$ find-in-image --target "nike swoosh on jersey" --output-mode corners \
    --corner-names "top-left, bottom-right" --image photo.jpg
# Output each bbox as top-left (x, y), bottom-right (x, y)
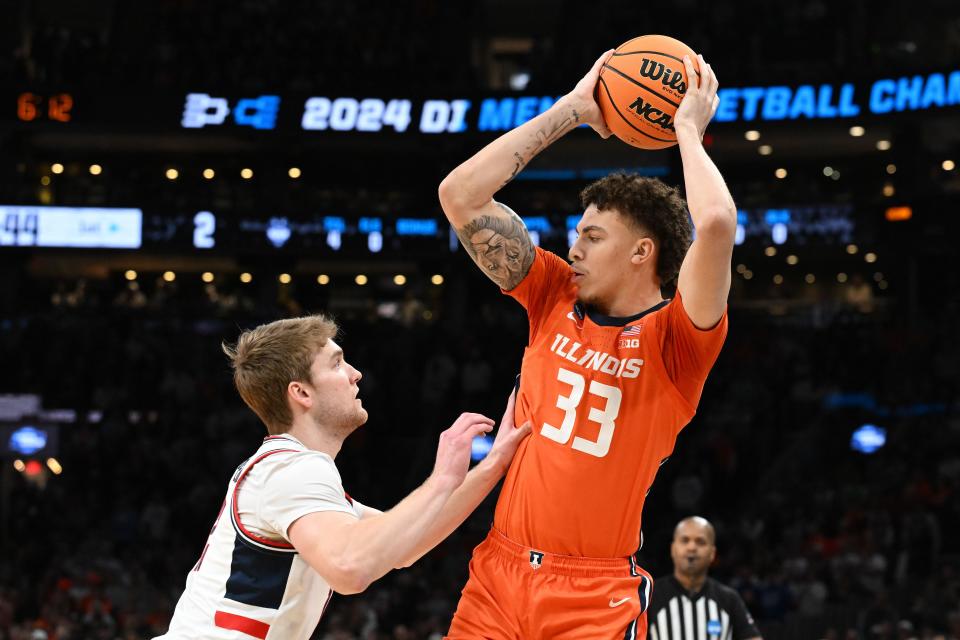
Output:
top-left (609, 597), bottom-right (631, 607)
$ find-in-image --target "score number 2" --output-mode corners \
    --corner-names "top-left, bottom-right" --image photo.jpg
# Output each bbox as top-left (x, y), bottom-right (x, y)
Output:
top-left (541, 368), bottom-right (622, 458)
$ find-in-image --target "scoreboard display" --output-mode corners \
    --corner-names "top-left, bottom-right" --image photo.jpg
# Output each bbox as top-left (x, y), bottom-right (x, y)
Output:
top-left (1, 206), bottom-right (142, 248)
top-left (9, 68), bottom-right (958, 134)
top-left (181, 93), bottom-right (546, 134)
top-left (0, 204), bottom-right (857, 254)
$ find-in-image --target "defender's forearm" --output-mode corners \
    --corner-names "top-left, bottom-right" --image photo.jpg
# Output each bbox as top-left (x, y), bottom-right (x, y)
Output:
top-left (396, 456), bottom-right (507, 568)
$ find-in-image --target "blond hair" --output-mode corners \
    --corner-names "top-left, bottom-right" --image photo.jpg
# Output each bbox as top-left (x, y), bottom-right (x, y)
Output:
top-left (222, 314), bottom-right (339, 434)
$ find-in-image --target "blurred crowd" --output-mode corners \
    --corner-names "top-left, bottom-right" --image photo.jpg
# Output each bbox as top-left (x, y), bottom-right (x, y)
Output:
top-left (0, 264), bottom-right (957, 640)
top-left (4, 0), bottom-right (960, 94)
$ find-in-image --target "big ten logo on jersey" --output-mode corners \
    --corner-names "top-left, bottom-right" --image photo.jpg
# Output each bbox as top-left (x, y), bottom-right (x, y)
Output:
top-left (181, 93), bottom-right (281, 130)
top-left (549, 333), bottom-right (644, 379)
top-left (618, 324), bottom-right (643, 350)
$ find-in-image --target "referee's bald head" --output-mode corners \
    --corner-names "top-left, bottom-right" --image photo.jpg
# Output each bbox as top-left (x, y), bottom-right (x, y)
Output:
top-left (673, 516), bottom-right (716, 546)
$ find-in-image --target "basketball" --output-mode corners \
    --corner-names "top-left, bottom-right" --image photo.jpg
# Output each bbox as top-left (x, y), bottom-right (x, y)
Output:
top-left (597, 34), bottom-right (701, 150)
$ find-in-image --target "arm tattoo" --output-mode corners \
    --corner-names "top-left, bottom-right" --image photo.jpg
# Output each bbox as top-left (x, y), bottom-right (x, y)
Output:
top-left (502, 152), bottom-right (524, 188)
top-left (456, 203), bottom-right (536, 290)
top-left (498, 106), bottom-right (582, 189)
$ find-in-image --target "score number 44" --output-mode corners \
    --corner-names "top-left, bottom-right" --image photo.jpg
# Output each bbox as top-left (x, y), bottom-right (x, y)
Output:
top-left (1, 210), bottom-right (38, 246)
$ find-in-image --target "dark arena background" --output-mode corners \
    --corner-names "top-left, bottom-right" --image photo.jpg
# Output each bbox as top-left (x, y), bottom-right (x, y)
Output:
top-left (2, 1), bottom-right (960, 638)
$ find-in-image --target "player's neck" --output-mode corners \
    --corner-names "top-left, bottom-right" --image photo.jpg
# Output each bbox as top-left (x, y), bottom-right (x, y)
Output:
top-left (596, 282), bottom-right (663, 318)
top-left (286, 420), bottom-right (344, 459)
top-left (674, 570), bottom-right (708, 594)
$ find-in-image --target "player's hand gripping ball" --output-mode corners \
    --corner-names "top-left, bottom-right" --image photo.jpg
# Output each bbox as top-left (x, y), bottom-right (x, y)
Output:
top-left (596, 34), bottom-right (701, 149)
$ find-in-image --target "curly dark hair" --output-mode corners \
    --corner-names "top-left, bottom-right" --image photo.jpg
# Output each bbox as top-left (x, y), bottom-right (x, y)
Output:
top-left (579, 173), bottom-right (692, 291)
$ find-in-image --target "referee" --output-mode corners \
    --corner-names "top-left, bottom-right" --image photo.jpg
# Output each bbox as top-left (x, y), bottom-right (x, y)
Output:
top-left (647, 517), bottom-right (762, 640)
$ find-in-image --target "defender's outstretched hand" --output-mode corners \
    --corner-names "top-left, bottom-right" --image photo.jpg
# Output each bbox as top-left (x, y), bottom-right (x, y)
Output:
top-left (430, 412), bottom-right (495, 491)
top-left (487, 389), bottom-right (533, 472)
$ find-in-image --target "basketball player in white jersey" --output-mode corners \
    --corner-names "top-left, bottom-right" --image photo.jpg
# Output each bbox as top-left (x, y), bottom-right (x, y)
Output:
top-left (155, 314), bottom-right (531, 640)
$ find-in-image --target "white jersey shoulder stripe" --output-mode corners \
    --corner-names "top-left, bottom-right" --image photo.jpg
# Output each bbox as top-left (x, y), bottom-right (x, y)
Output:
top-left (230, 447), bottom-right (301, 554)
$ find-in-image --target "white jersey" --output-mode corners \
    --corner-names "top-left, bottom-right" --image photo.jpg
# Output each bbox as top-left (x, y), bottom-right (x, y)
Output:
top-left (156, 434), bottom-right (364, 640)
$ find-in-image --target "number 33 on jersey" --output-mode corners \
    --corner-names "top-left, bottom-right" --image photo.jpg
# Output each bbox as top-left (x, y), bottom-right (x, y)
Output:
top-left (493, 247), bottom-right (728, 558)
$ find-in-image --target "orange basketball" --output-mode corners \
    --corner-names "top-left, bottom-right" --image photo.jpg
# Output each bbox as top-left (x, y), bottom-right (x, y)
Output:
top-left (597, 35), bottom-right (701, 150)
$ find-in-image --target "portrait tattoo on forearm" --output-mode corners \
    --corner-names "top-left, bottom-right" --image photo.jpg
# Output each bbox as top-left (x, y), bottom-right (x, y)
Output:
top-left (456, 203), bottom-right (535, 290)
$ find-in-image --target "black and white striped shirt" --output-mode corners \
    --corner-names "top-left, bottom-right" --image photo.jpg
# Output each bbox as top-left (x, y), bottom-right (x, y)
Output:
top-left (647, 575), bottom-right (761, 640)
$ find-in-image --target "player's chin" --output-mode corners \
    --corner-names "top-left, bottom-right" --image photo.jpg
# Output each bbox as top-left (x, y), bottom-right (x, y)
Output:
top-left (355, 406), bottom-right (369, 426)
top-left (575, 287), bottom-right (596, 307)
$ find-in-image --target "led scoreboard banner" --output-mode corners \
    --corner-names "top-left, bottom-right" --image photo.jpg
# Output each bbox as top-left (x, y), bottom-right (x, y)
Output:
top-left (180, 93), bottom-right (512, 133)
top-left (1, 206), bottom-right (142, 248)
top-left (1, 205), bottom-right (855, 253)
top-left (178, 69), bottom-right (960, 133)
top-left (9, 69), bottom-right (960, 133)
top-left (146, 212), bottom-right (443, 253)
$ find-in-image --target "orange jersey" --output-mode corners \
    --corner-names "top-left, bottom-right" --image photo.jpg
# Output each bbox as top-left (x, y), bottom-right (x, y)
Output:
top-left (494, 247), bottom-right (727, 558)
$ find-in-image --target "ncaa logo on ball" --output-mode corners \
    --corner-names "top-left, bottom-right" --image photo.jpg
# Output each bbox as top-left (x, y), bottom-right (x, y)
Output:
top-left (599, 34), bottom-right (698, 149)
top-left (628, 98), bottom-right (676, 133)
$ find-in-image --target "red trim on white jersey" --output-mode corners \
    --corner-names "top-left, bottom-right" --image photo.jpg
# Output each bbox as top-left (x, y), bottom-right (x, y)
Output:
top-left (214, 610), bottom-right (270, 639)
top-left (209, 498), bottom-right (227, 535)
top-left (230, 449), bottom-right (299, 552)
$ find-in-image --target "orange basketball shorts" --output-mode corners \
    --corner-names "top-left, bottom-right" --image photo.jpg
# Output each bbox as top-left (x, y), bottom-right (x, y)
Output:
top-left (446, 528), bottom-right (653, 640)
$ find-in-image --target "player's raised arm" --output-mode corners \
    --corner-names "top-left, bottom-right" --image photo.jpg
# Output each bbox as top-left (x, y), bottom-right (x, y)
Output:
top-left (438, 50), bottom-right (615, 290)
top-left (674, 54), bottom-right (737, 329)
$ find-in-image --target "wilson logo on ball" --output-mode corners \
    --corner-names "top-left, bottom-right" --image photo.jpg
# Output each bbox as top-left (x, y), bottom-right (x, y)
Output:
top-left (597, 34), bottom-right (699, 149)
top-left (638, 59), bottom-right (687, 93)
top-left (628, 98), bottom-right (676, 131)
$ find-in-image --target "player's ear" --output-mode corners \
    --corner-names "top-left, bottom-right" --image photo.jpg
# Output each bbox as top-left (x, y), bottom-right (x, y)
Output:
top-left (287, 380), bottom-right (312, 410)
top-left (630, 237), bottom-right (656, 266)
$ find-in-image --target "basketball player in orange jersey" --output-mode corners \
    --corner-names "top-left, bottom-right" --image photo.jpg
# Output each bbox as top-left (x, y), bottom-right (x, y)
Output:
top-left (438, 49), bottom-right (731, 639)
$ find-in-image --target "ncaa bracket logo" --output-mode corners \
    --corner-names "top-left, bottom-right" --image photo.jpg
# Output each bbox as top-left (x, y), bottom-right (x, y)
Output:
top-left (529, 551), bottom-right (544, 570)
top-left (181, 93), bottom-right (281, 130)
